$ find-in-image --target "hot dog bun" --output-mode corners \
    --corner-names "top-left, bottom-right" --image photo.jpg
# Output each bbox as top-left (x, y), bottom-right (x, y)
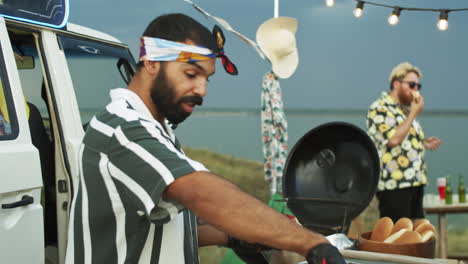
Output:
top-left (415, 222), bottom-right (436, 235)
top-left (370, 217), bottom-right (394, 242)
top-left (392, 231), bottom-right (422, 244)
top-left (391, 217), bottom-right (413, 234)
top-left (414, 219), bottom-right (430, 230)
top-left (383, 228), bottom-right (409, 243)
top-left (420, 230), bottom-right (435, 242)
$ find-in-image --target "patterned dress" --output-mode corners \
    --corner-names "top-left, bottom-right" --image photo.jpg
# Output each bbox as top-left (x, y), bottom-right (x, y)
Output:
top-left (367, 92), bottom-right (427, 192)
top-left (261, 72), bottom-right (288, 195)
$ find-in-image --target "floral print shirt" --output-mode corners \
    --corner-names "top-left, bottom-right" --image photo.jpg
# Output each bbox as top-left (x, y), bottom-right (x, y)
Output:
top-left (367, 92), bottom-right (427, 192)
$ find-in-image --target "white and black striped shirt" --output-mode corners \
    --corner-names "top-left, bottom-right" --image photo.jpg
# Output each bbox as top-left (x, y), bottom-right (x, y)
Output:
top-left (65, 88), bottom-right (207, 264)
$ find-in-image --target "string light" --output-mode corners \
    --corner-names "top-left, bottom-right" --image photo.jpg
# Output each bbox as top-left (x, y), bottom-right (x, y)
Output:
top-left (346, 0), bottom-right (468, 31)
top-left (388, 7), bottom-right (401, 25)
top-left (437, 10), bottom-right (449, 31)
top-left (326, 0), bottom-right (334, 8)
top-left (354, 1), bottom-right (364, 18)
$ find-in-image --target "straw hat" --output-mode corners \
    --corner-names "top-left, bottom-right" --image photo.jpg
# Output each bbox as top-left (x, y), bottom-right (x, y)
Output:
top-left (256, 17), bottom-right (298, 79)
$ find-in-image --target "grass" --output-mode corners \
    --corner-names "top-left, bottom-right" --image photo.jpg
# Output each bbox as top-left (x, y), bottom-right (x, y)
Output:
top-left (183, 147), bottom-right (270, 203)
top-left (447, 229), bottom-right (468, 258)
top-left (183, 146), bottom-right (467, 263)
top-left (183, 147), bottom-right (269, 264)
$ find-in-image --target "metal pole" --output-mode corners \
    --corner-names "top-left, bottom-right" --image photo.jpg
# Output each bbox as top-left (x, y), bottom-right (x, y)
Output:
top-left (274, 0), bottom-right (279, 18)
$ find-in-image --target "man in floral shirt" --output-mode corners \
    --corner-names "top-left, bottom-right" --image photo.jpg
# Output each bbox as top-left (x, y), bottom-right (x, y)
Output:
top-left (367, 62), bottom-right (441, 222)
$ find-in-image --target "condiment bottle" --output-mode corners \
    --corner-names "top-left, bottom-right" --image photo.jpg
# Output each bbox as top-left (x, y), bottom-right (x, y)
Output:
top-left (458, 174), bottom-right (466, 203)
top-left (445, 175), bottom-right (453, 205)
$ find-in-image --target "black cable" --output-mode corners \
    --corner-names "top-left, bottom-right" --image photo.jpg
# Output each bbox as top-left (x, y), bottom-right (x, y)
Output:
top-left (353, 0), bottom-right (468, 13)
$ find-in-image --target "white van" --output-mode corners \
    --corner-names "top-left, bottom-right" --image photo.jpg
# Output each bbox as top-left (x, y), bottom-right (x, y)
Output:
top-left (0, 3), bottom-right (135, 263)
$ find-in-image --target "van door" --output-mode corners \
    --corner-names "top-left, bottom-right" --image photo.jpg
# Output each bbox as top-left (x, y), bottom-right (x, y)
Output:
top-left (38, 28), bottom-right (135, 263)
top-left (0, 17), bottom-right (44, 264)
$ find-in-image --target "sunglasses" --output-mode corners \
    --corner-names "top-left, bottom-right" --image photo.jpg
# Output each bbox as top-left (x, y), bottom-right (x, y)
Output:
top-left (400, 81), bottom-right (422, 90)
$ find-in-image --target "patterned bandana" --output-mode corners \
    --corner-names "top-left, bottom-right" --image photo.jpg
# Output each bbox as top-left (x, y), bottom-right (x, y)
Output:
top-left (139, 25), bottom-right (238, 75)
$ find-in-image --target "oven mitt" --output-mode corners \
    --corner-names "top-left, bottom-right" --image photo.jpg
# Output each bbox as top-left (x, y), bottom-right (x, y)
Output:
top-left (306, 243), bottom-right (346, 264)
top-left (226, 236), bottom-right (271, 264)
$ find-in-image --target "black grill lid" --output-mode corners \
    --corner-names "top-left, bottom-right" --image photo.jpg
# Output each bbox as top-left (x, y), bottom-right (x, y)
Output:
top-left (282, 122), bottom-right (380, 235)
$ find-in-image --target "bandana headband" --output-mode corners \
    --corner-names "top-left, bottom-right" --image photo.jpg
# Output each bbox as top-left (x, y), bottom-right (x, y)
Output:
top-left (139, 25), bottom-right (238, 75)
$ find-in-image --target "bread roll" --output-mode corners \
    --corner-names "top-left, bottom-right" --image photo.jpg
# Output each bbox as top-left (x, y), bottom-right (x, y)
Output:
top-left (420, 230), bottom-right (435, 242)
top-left (412, 91), bottom-right (421, 103)
top-left (415, 223), bottom-right (436, 235)
top-left (391, 217), bottom-right (413, 234)
top-left (370, 217), bottom-right (394, 242)
top-left (383, 228), bottom-right (409, 243)
top-left (414, 219), bottom-right (430, 230)
top-left (392, 231), bottom-right (422, 244)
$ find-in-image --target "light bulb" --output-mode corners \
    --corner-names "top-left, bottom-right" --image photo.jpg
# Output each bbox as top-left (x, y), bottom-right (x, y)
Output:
top-left (388, 7), bottom-right (401, 25)
top-left (354, 8), bottom-right (363, 18)
top-left (388, 14), bottom-right (399, 25)
top-left (437, 10), bottom-right (449, 31)
top-left (437, 19), bottom-right (448, 31)
top-left (354, 1), bottom-right (364, 18)
top-left (326, 0), bottom-right (334, 7)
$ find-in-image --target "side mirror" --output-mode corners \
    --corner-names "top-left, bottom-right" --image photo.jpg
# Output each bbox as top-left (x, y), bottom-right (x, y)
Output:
top-left (117, 58), bottom-right (135, 85)
top-left (15, 54), bottom-right (35, 69)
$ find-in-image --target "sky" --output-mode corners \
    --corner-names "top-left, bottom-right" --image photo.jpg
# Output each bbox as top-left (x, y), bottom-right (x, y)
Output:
top-left (69, 0), bottom-right (468, 110)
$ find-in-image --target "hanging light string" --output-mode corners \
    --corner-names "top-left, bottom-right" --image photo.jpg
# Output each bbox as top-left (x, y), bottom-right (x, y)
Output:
top-left (327, 0), bottom-right (468, 31)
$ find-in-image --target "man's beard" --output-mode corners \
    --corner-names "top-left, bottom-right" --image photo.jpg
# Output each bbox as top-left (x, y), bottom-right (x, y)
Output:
top-left (150, 67), bottom-right (203, 126)
top-left (398, 89), bottom-right (411, 106)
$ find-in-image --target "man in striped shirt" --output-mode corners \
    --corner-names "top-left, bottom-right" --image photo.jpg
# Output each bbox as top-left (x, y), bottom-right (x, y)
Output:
top-left (65, 13), bottom-right (345, 264)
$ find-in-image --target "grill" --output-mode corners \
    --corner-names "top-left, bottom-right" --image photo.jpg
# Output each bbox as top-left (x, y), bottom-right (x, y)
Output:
top-left (283, 122), bottom-right (379, 235)
top-left (283, 122), bottom-right (442, 264)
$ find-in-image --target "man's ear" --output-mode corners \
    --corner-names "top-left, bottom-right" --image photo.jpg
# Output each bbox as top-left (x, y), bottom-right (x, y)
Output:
top-left (143, 60), bottom-right (160, 76)
top-left (391, 79), bottom-right (399, 90)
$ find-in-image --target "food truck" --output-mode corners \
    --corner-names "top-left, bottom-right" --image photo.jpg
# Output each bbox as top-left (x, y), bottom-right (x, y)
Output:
top-left (0, 1), bottom-right (135, 263)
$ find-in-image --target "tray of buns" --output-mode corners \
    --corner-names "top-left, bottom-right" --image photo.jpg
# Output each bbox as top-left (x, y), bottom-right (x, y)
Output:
top-left (358, 217), bottom-right (436, 258)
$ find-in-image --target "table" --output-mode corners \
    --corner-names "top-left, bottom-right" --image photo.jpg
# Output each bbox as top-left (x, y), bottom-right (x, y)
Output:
top-left (423, 194), bottom-right (468, 259)
top-left (341, 249), bottom-right (459, 264)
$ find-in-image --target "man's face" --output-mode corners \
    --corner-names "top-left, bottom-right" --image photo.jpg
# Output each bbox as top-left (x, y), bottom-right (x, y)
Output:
top-left (396, 72), bottom-right (420, 105)
top-left (150, 59), bottom-right (215, 125)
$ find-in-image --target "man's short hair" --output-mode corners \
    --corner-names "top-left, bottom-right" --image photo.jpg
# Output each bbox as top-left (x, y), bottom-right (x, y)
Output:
top-left (137, 13), bottom-right (217, 69)
top-left (389, 62), bottom-right (423, 90)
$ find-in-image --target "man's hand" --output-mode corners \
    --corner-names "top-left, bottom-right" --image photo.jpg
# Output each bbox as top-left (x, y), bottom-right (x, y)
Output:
top-left (423, 136), bottom-right (442, 150)
top-left (306, 243), bottom-right (346, 264)
top-left (410, 92), bottom-right (424, 116)
top-left (227, 236), bottom-right (271, 264)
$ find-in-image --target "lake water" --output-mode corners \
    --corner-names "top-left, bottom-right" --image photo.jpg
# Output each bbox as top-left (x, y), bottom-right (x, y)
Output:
top-left (175, 109), bottom-right (468, 182)
top-left (83, 108), bottom-right (468, 228)
top-left (174, 109), bottom-right (468, 229)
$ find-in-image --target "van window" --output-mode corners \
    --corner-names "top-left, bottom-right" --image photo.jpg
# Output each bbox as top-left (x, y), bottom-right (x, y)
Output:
top-left (8, 28), bottom-right (52, 138)
top-left (58, 35), bottom-right (135, 126)
top-left (0, 49), bottom-right (19, 140)
top-left (0, 81), bottom-right (14, 138)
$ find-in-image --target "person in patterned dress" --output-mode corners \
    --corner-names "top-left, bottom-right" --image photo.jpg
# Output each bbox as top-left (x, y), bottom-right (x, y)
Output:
top-left (367, 62), bottom-right (441, 222)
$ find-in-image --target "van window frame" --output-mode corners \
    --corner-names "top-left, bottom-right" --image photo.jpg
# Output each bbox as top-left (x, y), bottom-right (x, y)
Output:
top-left (56, 33), bottom-right (136, 126)
top-left (0, 38), bottom-right (20, 140)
